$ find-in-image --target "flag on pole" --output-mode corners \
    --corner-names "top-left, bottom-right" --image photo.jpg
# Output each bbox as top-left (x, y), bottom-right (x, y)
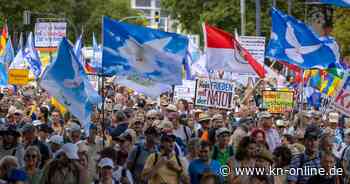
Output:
top-left (0, 37), bottom-right (14, 65)
top-left (74, 34), bottom-right (84, 66)
top-left (40, 38), bottom-right (101, 126)
top-left (23, 32), bottom-right (42, 79)
top-left (0, 24), bottom-right (8, 56)
top-left (86, 33), bottom-right (99, 74)
top-left (0, 63), bottom-right (8, 86)
top-left (266, 8), bottom-right (339, 69)
top-left (203, 23), bottom-right (266, 78)
top-left (320, 0), bottom-right (350, 7)
top-left (102, 16), bottom-right (188, 85)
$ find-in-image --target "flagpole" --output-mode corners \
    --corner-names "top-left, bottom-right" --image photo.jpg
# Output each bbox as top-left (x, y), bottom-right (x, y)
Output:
top-left (240, 0), bottom-right (246, 35)
top-left (255, 0), bottom-right (261, 36)
top-left (100, 16), bottom-right (106, 148)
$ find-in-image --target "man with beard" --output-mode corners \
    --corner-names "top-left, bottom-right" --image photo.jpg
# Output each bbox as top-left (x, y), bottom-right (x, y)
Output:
top-left (142, 132), bottom-right (189, 184)
top-left (188, 141), bottom-right (223, 184)
top-left (0, 127), bottom-right (25, 167)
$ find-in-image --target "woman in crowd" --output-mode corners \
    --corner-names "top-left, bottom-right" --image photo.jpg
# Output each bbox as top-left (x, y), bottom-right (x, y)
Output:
top-left (22, 146), bottom-right (42, 184)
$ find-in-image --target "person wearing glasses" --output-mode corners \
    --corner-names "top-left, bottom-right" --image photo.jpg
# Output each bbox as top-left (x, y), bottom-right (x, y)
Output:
top-left (22, 146), bottom-right (42, 184)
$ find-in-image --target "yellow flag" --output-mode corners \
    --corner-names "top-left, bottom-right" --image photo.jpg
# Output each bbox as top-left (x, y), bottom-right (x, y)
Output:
top-left (51, 97), bottom-right (67, 114)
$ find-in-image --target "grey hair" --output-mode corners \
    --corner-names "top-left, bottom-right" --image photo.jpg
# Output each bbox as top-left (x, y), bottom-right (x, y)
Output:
top-left (24, 145), bottom-right (42, 168)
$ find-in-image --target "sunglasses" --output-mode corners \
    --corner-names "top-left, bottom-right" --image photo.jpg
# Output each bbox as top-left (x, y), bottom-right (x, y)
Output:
top-left (148, 117), bottom-right (157, 120)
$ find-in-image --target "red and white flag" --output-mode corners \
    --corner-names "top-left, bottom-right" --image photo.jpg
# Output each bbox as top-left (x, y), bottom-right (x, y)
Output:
top-left (204, 23), bottom-right (266, 78)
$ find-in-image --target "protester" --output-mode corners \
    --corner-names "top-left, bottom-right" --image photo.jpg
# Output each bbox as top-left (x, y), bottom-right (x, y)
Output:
top-left (142, 132), bottom-right (189, 184)
top-left (22, 146), bottom-right (42, 184)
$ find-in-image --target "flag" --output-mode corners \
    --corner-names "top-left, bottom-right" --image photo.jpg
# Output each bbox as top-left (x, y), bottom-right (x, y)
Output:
top-left (74, 34), bottom-right (84, 66)
top-left (40, 38), bottom-right (101, 126)
top-left (320, 0), bottom-right (350, 7)
top-left (0, 63), bottom-right (8, 86)
top-left (115, 76), bottom-right (172, 98)
top-left (102, 16), bottom-right (188, 85)
top-left (319, 73), bottom-right (342, 96)
top-left (86, 32), bottom-right (100, 74)
top-left (190, 53), bottom-right (209, 78)
top-left (17, 32), bottom-right (23, 52)
top-left (0, 24), bottom-right (8, 56)
top-left (266, 8), bottom-right (339, 69)
top-left (0, 37), bottom-right (14, 65)
top-left (23, 32), bottom-right (42, 79)
top-left (51, 97), bottom-right (67, 114)
top-left (203, 23), bottom-right (266, 78)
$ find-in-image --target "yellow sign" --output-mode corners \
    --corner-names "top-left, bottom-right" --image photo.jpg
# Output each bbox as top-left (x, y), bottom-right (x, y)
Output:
top-left (262, 90), bottom-right (294, 113)
top-left (8, 69), bottom-right (29, 85)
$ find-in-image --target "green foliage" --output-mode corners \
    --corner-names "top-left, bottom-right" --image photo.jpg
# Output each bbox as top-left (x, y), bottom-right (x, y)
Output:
top-left (0, 0), bottom-right (140, 45)
top-left (332, 9), bottom-right (350, 56)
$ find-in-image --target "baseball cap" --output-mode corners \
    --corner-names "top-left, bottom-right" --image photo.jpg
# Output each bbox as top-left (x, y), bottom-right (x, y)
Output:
top-left (49, 135), bottom-right (64, 145)
top-left (216, 127), bottom-right (230, 137)
top-left (275, 119), bottom-right (285, 127)
top-left (98, 157), bottom-right (114, 169)
top-left (55, 143), bottom-right (79, 160)
top-left (304, 124), bottom-right (321, 139)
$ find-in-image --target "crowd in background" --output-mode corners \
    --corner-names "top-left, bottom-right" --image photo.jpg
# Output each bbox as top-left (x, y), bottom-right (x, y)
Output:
top-left (0, 83), bottom-right (349, 184)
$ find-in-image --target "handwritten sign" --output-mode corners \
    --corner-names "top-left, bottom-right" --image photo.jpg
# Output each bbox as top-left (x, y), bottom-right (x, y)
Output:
top-left (174, 80), bottom-right (196, 103)
top-left (8, 69), bottom-right (29, 85)
top-left (195, 78), bottom-right (235, 109)
top-left (262, 90), bottom-right (294, 113)
top-left (332, 74), bottom-right (350, 116)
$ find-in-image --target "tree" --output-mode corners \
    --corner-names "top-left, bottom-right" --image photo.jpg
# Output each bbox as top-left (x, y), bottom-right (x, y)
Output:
top-left (0, 0), bottom-right (141, 45)
top-left (332, 9), bottom-right (350, 56)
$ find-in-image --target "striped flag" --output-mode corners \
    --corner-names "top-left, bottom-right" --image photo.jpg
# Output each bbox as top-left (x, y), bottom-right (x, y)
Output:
top-left (0, 24), bottom-right (8, 56)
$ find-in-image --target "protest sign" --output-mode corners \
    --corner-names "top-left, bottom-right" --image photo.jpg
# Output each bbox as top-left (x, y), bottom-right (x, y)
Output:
top-left (262, 90), bottom-right (294, 113)
top-left (332, 74), bottom-right (350, 116)
top-left (8, 69), bottom-right (29, 85)
top-left (238, 36), bottom-right (266, 63)
top-left (35, 22), bottom-right (67, 48)
top-left (174, 80), bottom-right (196, 103)
top-left (195, 78), bottom-right (235, 109)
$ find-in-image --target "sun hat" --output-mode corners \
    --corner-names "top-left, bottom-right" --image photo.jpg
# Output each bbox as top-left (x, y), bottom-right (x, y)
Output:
top-left (98, 157), bottom-right (114, 168)
top-left (55, 143), bottom-right (79, 160)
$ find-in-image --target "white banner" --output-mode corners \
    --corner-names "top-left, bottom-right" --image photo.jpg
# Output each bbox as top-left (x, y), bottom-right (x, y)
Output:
top-left (174, 80), bottom-right (196, 102)
top-left (34, 22), bottom-right (67, 48)
top-left (238, 36), bottom-right (266, 63)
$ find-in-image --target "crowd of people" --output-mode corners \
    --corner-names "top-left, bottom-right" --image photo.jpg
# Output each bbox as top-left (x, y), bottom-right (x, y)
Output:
top-left (0, 84), bottom-right (349, 184)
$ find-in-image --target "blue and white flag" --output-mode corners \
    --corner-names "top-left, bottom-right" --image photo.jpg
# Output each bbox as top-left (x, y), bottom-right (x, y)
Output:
top-left (23, 32), bottom-right (42, 79)
top-left (0, 37), bottom-right (14, 65)
top-left (40, 38), bottom-right (101, 126)
top-left (266, 8), bottom-right (339, 69)
top-left (102, 16), bottom-right (188, 85)
top-left (0, 63), bottom-right (8, 86)
top-left (320, 0), bottom-right (350, 7)
top-left (74, 34), bottom-right (84, 66)
top-left (90, 32), bottom-right (102, 73)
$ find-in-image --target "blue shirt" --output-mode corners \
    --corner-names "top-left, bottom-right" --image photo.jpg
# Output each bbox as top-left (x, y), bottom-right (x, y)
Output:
top-left (188, 159), bottom-right (223, 184)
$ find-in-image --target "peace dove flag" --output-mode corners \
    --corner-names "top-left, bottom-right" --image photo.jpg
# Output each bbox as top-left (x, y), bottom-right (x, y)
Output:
top-left (40, 38), bottom-right (101, 126)
top-left (204, 24), bottom-right (266, 78)
top-left (102, 16), bottom-right (188, 86)
top-left (266, 8), bottom-right (339, 69)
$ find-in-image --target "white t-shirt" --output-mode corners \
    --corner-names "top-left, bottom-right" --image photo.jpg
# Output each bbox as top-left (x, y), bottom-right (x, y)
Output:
top-left (173, 125), bottom-right (192, 143)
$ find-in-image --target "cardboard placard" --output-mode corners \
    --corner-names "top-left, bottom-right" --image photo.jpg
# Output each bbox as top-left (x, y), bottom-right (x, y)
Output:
top-left (195, 78), bottom-right (235, 109)
top-left (262, 90), bottom-right (294, 113)
top-left (8, 69), bottom-right (29, 85)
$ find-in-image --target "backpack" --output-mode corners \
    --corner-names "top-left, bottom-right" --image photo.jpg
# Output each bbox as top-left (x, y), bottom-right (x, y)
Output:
top-left (153, 152), bottom-right (183, 168)
top-left (212, 145), bottom-right (234, 161)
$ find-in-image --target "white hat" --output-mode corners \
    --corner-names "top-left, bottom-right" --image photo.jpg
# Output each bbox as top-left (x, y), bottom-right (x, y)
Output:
top-left (216, 127), bottom-right (230, 137)
top-left (32, 120), bottom-right (43, 127)
top-left (276, 120), bottom-right (285, 127)
top-left (98, 158), bottom-right (114, 168)
top-left (345, 129), bottom-right (350, 135)
top-left (166, 104), bottom-right (177, 112)
top-left (328, 112), bottom-right (339, 123)
top-left (49, 135), bottom-right (64, 145)
top-left (56, 143), bottom-right (79, 160)
top-left (69, 123), bottom-right (81, 132)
